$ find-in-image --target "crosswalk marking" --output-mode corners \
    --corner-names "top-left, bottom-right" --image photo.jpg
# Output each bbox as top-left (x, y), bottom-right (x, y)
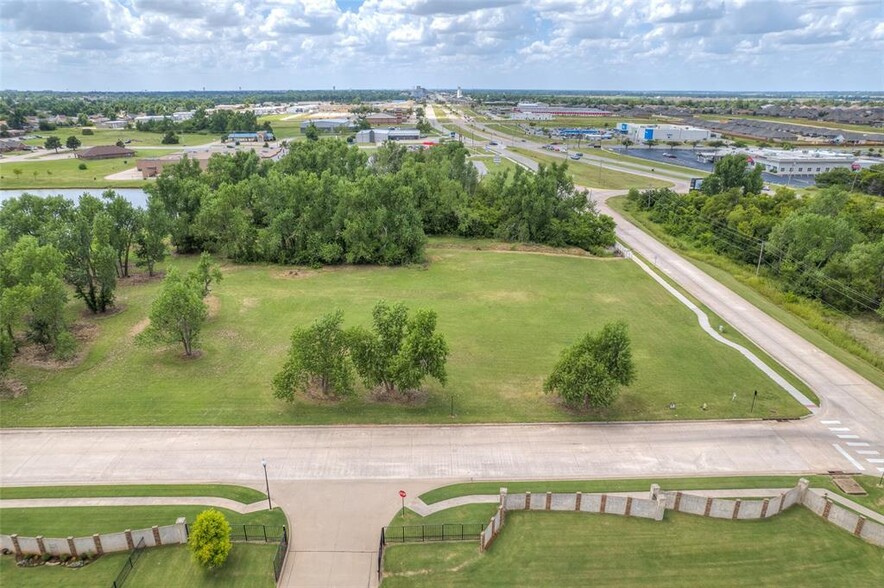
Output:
top-left (846, 442), bottom-right (870, 447)
top-left (837, 434), bottom-right (859, 439)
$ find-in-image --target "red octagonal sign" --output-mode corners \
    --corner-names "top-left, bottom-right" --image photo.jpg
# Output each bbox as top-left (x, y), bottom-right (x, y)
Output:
top-left (399, 490), bottom-right (407, 498)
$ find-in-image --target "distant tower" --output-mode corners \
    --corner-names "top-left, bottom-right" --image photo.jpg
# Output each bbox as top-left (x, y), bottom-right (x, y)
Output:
top-left (456, 86), bottom-right (463, 99)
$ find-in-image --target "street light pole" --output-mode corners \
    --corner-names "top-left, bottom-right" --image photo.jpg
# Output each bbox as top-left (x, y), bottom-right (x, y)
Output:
top-left (261, 458), bottom-right (272, 510)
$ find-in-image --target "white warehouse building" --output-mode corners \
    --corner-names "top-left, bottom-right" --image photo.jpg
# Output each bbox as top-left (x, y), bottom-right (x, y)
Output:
top-left (618, 123), bottom-right (711, 143)
top-left (738, 148), bottom-right (871, 177)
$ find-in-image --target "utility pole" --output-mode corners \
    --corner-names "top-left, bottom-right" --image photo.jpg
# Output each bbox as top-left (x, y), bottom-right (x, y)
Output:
top-left (755, 241), bottom-right (765, 276)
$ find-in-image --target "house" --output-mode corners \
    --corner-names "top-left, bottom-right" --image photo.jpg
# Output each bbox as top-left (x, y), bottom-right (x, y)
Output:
top-left (0, 138), bottom-right (26, 152)
top-left (77, 145), bottom-right (135, 160)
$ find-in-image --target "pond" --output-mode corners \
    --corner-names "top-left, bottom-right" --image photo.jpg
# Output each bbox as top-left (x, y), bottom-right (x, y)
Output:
top-left (0, 188), bottom-right (150, 208)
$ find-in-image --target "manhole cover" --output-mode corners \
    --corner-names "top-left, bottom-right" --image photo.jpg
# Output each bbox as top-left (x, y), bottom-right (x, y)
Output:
top-left (831, 476), bottom-right (867, 495)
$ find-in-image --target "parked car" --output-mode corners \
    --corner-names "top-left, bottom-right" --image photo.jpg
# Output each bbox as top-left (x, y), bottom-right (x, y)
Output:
top-left (662, 152), bottom-right (677, 158)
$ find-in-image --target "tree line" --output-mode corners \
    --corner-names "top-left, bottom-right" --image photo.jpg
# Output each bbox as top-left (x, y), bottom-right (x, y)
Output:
top-left (814, 164), bottom-right (884, 197)
top-left (627, 156), bottom-right (883, 316)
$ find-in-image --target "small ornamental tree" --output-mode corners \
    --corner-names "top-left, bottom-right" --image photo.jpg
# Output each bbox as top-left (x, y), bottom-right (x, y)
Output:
top-left (188, 252), bottom-right (223, 298)
top-left (544, 321), bottom-right (636, 408)
top-left (188, 509), bottom-right (232, 570)
top-left (66, 135), bottom-right (81, 151)
top-left (139, 269), bottom-right (207, 356)
top-left (273, 310), bottom-right (355, 399)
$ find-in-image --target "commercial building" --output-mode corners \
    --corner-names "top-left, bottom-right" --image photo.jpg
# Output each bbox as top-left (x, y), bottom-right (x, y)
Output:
top-left (300, 118), bottom-right (354, 132)
top-left (355, 129), bottom-right (421, 144)
top-left (99, 120), bottom-right (129, 129)
top-left (511, 112), bottom-right (553, 121)
top-left (226, 131), bottom-right (275, 142)
top-left (365, 113), bottom-right (400, 126)
top-left (513, 102), bottom-right (613, 117)
top-left (137, 145), bottom-right (286, 178)
top-left (76, 145), bottom-right (135, 160)
top-left (696, 147), bottom-right (875, 177)
top-left (618, 123), bottom-right (711, 143)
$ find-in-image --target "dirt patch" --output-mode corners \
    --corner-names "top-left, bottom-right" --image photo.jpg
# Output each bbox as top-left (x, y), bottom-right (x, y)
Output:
top-left (241, 297), bottom-right (258, 311)
top-left (205, 295), bottom-right (220, 319)
top-left (369, 386), bottom-right (430, 406)
top-left (80, 304), bottom-right (126, 320)
top-left (181, 350), bottom-right (203, 360)
top-left (478, 291), bottom-right (533, 303)
top-left (129, 318), bottom-right (150, 338)
top-left (0, 378), bottom-right (28, 400)
top-left (15, 322), bottom-right (99, 370)
top-left (274, 268), bottom-right (322, 280)
top-left (119, 271), bottom-right (164, 286)
top-left (428, 241), bottom-right (618, 259)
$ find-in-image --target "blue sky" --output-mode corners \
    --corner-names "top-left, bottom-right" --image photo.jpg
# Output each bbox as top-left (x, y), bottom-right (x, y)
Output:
top-left (1, 0), bottom-right (882, 91)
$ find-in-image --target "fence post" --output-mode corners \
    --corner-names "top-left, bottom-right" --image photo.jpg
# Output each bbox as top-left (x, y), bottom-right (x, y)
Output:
top-left (152, 526), bottom-right (162, 546)
top-left (822, 499), bottom-right (833, 520)
top-left (525, 492), bottom-right (531, 510)
top-left (704, 497), bottom-right (713, 516)
top-left (67, 536), bottom-right (78, 558)
top-left (854, 516), bottom-right (866, 537)
top-left (175, 517), bottom-right (188, 544)
top-left (625, 497), bottom-right (633, 517)
top-left (500, 487), bottom-right (508, 508)
top-left (36, 536), bottom-right (46, 556)
top-left (264, 526), bottom-right (268, 543)
top-left (125, 530), bottom-right (134, 550)
top-left (93, 533), bottom-right (104, 555)
top-left (760, 499), bottom-right (769, 518)
top-left (649, 484), bottom-right (660, 501)
top-left (545, 492), bottom-right (552, 511)
top-left (600, 494), bottom-right (607, 514)
top-left (674, 492), bottom-right (682, 512)
top-left (10, 535), bottom-right (22, 559)
top-left (732, 500), bottom-right (742, 520)
top-left (575, 492), bottom-right (582, 511)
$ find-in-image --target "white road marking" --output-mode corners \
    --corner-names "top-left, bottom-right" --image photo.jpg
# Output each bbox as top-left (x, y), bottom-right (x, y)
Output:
top-left (847, 442), bottom-right (870, 447)
top-left (867, 459), bottom-right (884, 464)
top-left (833, 444), bottom-right (865, 471)
top-left (837, 434), bottom-right (860, 439)
top-left (828, 427), bottom-right (850, 432)
top-left (857, 450), bottom-right (880, 455)
top-left (878, 467), bottom-right (884, 473)
top-left (821, 420), bottom-right (841, 425)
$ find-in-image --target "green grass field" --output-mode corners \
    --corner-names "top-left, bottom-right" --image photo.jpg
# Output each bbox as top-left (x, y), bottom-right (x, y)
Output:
top-left (1, 243), bottom-right (810, 426)
top-left (0, 149), bottom-right (179, 189)
top-left (22, 128), bottom-right (219, 149)
top-left (0, 543), bottom-right (277, 588)
top-left (607, 196), bottom-right (884, 387)
top-left (509, 147), bottom-right (673, 190)
top-left (0, 484), bottom-right (265, 503)
top-left (382, 508), bottom-right (883, 587)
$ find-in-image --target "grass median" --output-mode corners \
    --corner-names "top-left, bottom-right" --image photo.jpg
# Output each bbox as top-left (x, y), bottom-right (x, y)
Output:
top-left (0, 484), bottom-right (265, 503)
top-left (509, 147), bottom-right (673, 190)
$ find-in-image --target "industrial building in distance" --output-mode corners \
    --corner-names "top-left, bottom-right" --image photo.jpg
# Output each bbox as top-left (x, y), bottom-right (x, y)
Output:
top-left (618, 122), bottom-right (712, 143)
top-left (356, 128), bottom-right (421, 143)
top-left (697, 147), bottom-right (878, 177)
top-left (513, 102), bottom-right (613, 117)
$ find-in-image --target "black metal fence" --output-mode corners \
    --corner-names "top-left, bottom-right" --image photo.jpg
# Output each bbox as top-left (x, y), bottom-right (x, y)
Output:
top-left (110, 537), bottom-right (146, 588)
top-left (272, 527), bottom-right (288, 582)
top-left (229, 524), bottom-right (287, 543)
top-left (382, 523), bottom-right (484, 543)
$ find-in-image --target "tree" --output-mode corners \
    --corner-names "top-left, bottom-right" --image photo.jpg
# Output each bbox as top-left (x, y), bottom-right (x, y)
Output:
top-left (304, 123), bottom-right (319, 141)
top-left (188, 509), bottom-right (232, 570)
top-left (188, 252), bottom-right (222, 298)
top-left (115, 140), bottom-right (125, 148)
top-left (139, 269), bottom-right (208, 356)
top-left (701, 154), bottom-right (763, 195)
top-left (543, 321), bottom-right (636, 408)
top-left (622, 138), bottom-right (633, 149)
top-left (273, 310), bottom-right (355, 399)
top-left (416, 119), bottom-right (433, 134)
top-left (161, 130), bottom-right (179, 144)
top-left (102, 190), bottom-right (141, 277)
top-left (349, 301), bottom-right (448, 396)
top-left (44, 136), bottom-right (62, 153)
top-left (65, 135), bottom-right (81, 151)
top-left (60, 196), bottom-right (118, 313)
top-left (134, 195), bottom-right (169, 276)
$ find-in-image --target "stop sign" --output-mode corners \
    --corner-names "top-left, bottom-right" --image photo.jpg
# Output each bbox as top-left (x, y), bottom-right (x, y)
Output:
top-left (399, 490), bottom-right (407, 498)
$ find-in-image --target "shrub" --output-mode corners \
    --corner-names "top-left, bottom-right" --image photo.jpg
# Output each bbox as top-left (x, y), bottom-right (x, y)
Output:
top-left (82, 128), bottom-right (94, 135)
top-left (78, 162), bottom-right (87, 170)
top-left (188, 509), bottom-right (232, 569)
top-left (53, 331), bottom-right (77, 361)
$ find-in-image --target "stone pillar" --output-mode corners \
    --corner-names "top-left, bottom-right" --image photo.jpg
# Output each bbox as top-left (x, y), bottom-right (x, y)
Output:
top-left (854, 516), bottom-right (866, 537)
top-left (93, 534), bottom-right (104, 555)
top-left (777, 494), bottom-right (786, 514)
top-left (704, 497), bottom-right (713, 517)
top-left (35, 536), bottom-right (46, 556)
top-left (600, 494), bottom-right (607, 514)
top-left (175, 517), bottom-right (188, 544)
top-left (797, 478), bottom-right (809, 503)
top-left (525, 492), bottom-right (531, 510)
top-left (152, 526), bottom-right (162, 546)
top-left (760, 499), bottom-right (770, 518)
top-left (732, 500), bottom-right (741, 520)
top-left (67, 537), bottom-right (78, 558)
top-left (499, 488), bottom-right (508, 509)
top-left (673, 492), bottom-right (682, 512)
top-left (649, 484), bottom-right (660, 501)
top-left (10, 534), bottom-right (22, 559)
top-left (575, 492), bottom-right (582, 511)
top-left (125, 529), bottom-right (134, 550)
top-left (822, 499), bottom-right (833, 520)
top-left (625, 497), bottom-right (633, 516)
top-left (545, 492), bottom-right (552, 511)
top-left (654, 496), bottom-right (666, 521)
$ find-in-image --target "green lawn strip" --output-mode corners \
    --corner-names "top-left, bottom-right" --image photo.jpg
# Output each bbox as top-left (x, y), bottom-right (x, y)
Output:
top-left (382, 509), bottom-right (884, 587)
top-left (387, 503), bottom-right (499, 528)
top-left (0, 149), bottom-right (179, 189)
top-left (0, 484), bottom-right (265, 504)
top-left (126, 543), bottom-right (276, 588)
top-left (0, 543), bottom-right (277, 588)
top-left (509, 147), bottom-right (673, 190)
top-left (0, 505), bottom-right (287, 537)
top-left (2, 246), bottom-right (806, 426)
top-left (22, 129), bottom-right (219, 148)
top-left (607, 196), bottom-right (884, 385)
top-left (0, 550), bottom-right (127, 588)
top-left (625, 244), bottom-right (818, 406)
top-left (419, 475), bottom-right (884, 515)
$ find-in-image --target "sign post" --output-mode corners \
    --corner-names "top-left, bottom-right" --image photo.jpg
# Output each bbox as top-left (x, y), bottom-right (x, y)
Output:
top-left (399, 490), bottom-right (407, 517)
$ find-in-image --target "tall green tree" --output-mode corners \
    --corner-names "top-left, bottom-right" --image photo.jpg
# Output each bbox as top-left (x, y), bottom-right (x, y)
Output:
top-left (188, 252), bottom-right (223, 298)
top-left (44, 136), bottom-right (62, 152)
top-left (60, 196), bottom-right (118, 313)
top-left (139, 269), bottom-right (207, 356)
top-left (188, 509), bottom-right (232, 570)
top-left (349, 301), bottom-right (448, 395)
top-left (544, 321), bottom-right (636, 408)
top-left (273, 310), bottom-right (355, 399)
top-left (134, 195), bottom-right (169, 276)
top-left (65, 135), bottom-right (81, 151)
top-left (102, 190), bottom-right (141, 277)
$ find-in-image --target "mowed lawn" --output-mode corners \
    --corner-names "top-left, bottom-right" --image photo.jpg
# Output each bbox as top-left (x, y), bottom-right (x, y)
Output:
top-left (1, 246), bottom-right (808, 426)
top-left (0, 149), bottom-right (179, 189)
top-left (382, 509), bottom-right (884, 587)
top-left (509, 147), bottom-right (673, 190)
top-left (22, 128), bottom-right (219, 148)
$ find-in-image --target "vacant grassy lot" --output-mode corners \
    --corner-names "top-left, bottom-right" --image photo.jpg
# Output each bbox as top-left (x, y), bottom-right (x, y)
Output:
top-left (509, 147), bottom-right (672, 190)
top-left (0, 149), bottom-right (179, 189)
top-left (2, 244), bottom-right (808, 426)
top-left (0, 484), bottom-right (265, 503)
top-left (0, 543), bottom-right (277, 588)
top-left (383, 509), bottom-right (883, 587)
top-left (22, 128), bottom-right (219, 148)
top-left (608, 196), bottom-right (884, 388)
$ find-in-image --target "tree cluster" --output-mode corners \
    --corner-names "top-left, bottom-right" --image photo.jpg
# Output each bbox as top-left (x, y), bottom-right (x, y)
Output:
top-left (273, 301), bottom-right (448, 401)
top-left (628, 159), bottom-right (883, 315)
top-left (814, 164), bottom-right (884, 197)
